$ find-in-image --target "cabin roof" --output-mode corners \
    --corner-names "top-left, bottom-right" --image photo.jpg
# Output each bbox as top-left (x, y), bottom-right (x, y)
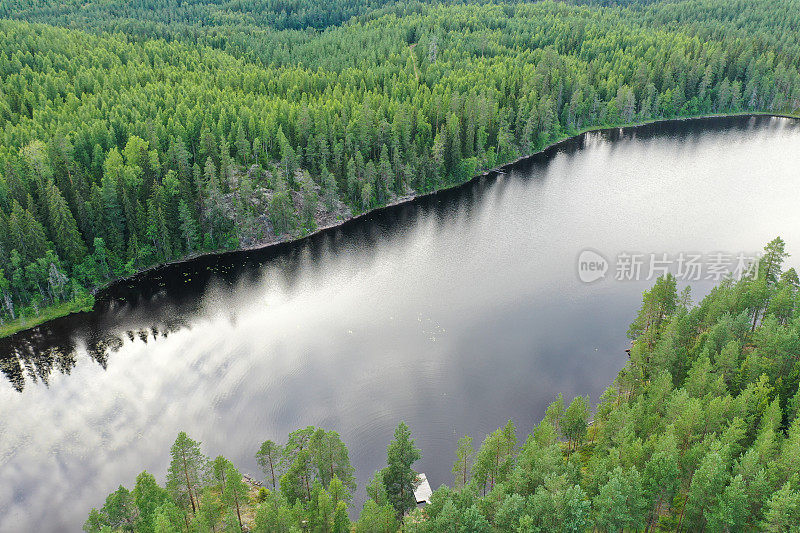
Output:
top-left (414, 473), bottom-right (433, 504)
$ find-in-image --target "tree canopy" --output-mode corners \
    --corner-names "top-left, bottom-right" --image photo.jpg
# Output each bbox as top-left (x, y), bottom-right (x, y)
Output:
top-left (2, 0), bottom-right (799, 337)
top-left (86, 237), bottom-right (800, 531)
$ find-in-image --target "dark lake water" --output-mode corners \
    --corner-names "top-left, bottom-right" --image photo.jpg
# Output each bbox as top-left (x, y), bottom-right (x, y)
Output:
top-left (1, 116), bottom-right (799, 531)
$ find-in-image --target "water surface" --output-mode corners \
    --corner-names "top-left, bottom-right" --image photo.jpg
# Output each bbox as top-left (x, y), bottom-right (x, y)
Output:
top-left (1, 116), bottom-right (799, 531)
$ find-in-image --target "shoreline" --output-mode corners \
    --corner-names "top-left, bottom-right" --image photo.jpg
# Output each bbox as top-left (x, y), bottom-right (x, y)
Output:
top-left (2, 111), bottom-right (796, 339)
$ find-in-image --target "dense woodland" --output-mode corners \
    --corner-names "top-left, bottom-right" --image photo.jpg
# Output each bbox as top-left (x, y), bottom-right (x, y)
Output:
top-left (2, 0), bottom-right (798, 529)
top-left (85, 238), bottom-right (800, 531)
top-left (1, 0), bottom-right (800, 335)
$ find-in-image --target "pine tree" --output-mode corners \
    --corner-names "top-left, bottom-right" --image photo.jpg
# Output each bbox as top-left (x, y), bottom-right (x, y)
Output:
top-left (452, 435), bottom-right (474, 489)
top-left (280, 427), bottom-right (317, 504)
top-left (196, 487), bottom-right (224, 532)
top-left (643, 432), bottom-right (680, 529)
top-left (165, 432), bottom-right (207, 517)
top-left (366, 470), bottom-right (389, 507)
top-left (311, 429), bottom-right (355, 496)
top-left (356, 499), bottom-right (398, 533)
top-left (212, 455), bottom-right (232, 494)
top-left (683, 447), bottom-right (731, 531)
top-left (0, 269), bottom-right (15, 320)
top-left (101, 486), bottom-right (139, 532)
top-left (153, 500), bottom-right (184, 533)
top-left (256, 440), bottom-right (283, 490)
top-left (332, 500), bottom-right (350, 533)
top-left (298, 174), bottom-right (318, 234)
top-left (321, 166), bottom-right (338, 211)
top-left (593, 466), bottom-right (648, 532)
top-left (761, 480), bottom-right (800, 532)
top-left (759, 237), bottom-right (789, 285)
top-left (562, 395), bottom-right (590, 452)
top-left (223, 463), bottom-right (248, 530)
top-left (382, 421), bottom-right (421, 518)
top-left (269, 179), bottom-right (298, 236)
top-left (133, 471), bottom-right (169, 532)
top-left (544, 393), bottom-right (565, 435)
top-left (627, 273), bottom-right (678, 343)
top-left (472, 421), bottom-right (516, 494)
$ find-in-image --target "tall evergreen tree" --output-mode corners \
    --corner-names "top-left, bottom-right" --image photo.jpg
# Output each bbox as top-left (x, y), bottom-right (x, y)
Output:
top-left (382, 421), bottom-right (421, 518)
top-left (256, 440), bottom-right (283, 490)
top-left (165, 432), bottom-right (207, 517)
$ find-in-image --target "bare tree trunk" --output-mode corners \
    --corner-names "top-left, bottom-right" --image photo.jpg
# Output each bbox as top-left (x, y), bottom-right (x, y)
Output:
top-left (3, 293), bottom-right (15, 320)
top-left (234, 493), bottom-right (243, 530)
top-left (182, 451), bottom-right (196, 514)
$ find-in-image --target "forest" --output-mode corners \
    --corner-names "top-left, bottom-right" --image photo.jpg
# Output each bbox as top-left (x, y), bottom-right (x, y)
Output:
top-left (84, 238), bottom-right (800, 531)
top-left (1, 0), bottom-right (800, 336)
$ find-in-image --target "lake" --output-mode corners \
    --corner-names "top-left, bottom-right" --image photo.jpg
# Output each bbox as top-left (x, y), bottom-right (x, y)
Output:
top-left (1, 115), bottom-right (799, 531)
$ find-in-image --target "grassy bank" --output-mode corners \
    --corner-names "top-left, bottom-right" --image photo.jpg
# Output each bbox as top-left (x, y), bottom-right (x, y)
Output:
top-left (0, 295), bottom-right (95, 339)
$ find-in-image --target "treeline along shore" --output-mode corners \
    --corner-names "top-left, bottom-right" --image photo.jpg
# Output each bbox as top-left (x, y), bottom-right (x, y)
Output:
top-left (85, 237), bottom-right (800, 532)
top-left (2, 0), bottom-right (800, 337)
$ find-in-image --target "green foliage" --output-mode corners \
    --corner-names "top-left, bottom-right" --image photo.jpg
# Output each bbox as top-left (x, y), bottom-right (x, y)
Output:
top-left (279, 426), bottom-right (356, 505)
top-left (253, 489), bottom-right (297, 533)
top-left (0, 0), bottom-right (406, 33)
top-left (355, 498), bottom-right (399, 533)
top-left (133, 471), bottom-right (169, 532)
top-left (366, 470), bottom-right (390, 508)
top-left (86, 235), bottom-right (800, 530)
top-left (761, 479), bottom-right (800, 532)
top-left (152, 500), bottom-right (183, 533)
top-left (3, 0), bottom-right (800, 337)
top-left (472, 420), bottom-right (517, 495)
top-left (211, 455), bottom-right (232, 493)
top-left (223, 464), bottom-right (248, 531)
top-left (593, 466), bottom-right (648, 531)
top-left (255, 440), bottom-right (283, 490)
top-left (382, 421), bottom-right (422, 518)
top-left (195, 487), bottom-right (224, 532)
top-left (451, 435), bottom-right (474, 489)
top-left (544, 393), bottom-right (565, 435)
top-left (40, 0), bottom-right (800, 521)
top-left (627, 273), bottom-right (678, 342)
top-left (406, 236), bottom-right (800, 531)
top-left (165, 432), bottom-right (208, 517)
top-left (84, 485), bottom-right (138, 532)
top-left (332, 500), bottom-right (350, 533)
top-left (562, 395), bottom-right (590, 452)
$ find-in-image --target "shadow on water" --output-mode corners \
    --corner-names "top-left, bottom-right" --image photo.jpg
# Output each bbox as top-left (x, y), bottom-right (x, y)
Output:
top-left (0, 159), bottom-right (498, 392)
top-left (0, 114), bottom-right (794, 392)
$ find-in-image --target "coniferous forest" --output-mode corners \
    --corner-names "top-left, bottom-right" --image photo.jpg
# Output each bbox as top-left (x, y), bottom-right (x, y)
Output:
top-left (1, 0), bottom-right (799, 335)
top-left (85, 238), bottom-right (800, 531)
top-left (1, 0), bottom-right (800, 530)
